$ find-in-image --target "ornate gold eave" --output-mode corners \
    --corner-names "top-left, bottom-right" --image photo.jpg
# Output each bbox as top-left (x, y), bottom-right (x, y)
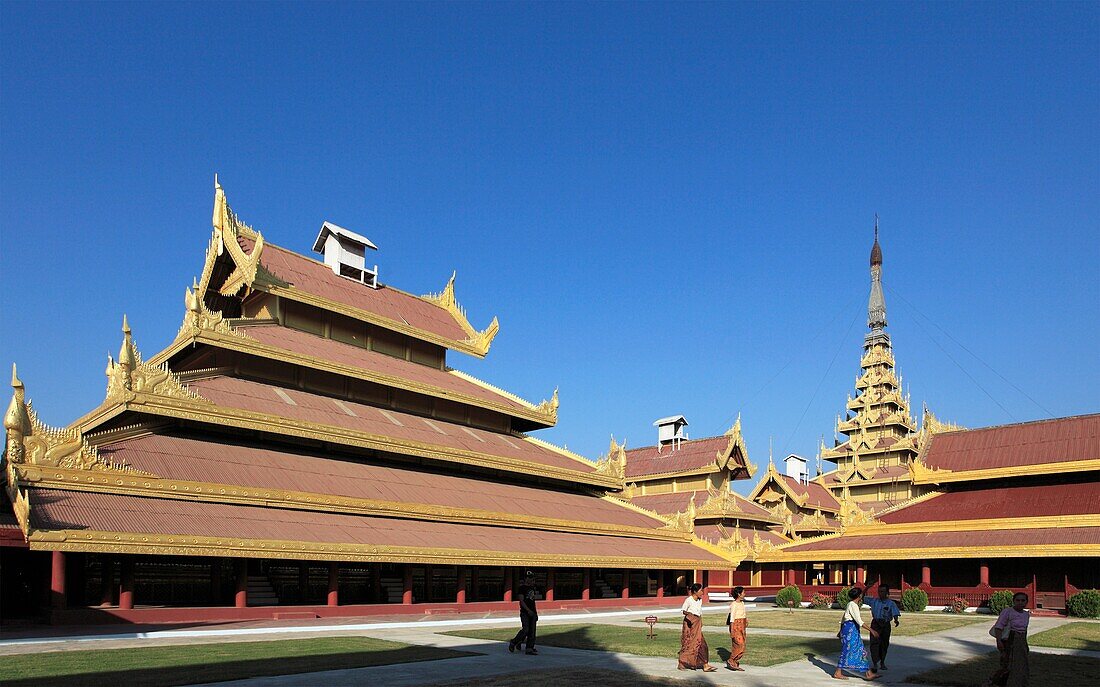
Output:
top-left (694, 480), bottom-right (784, 525)
top-left (757, 541), bottom-right (1100, 563)
top-left (907, 456), bottom-right (1100, 485)
top-left (715, 415), bottom-right (757, 478)
top-left (146, 304), bottom-right (556, 428)
top-left (9, 463), bottom-right (685, 543)
top-left (24, 528), bottom-right (728, 569)
top-left (843, 514), bottom-right (1100, 536)
top-left (421, 271), bottom-right (500, 358)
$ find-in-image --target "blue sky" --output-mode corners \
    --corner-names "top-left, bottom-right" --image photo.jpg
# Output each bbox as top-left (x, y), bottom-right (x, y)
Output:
top-left (2, 2), bottom-right (1097, 493)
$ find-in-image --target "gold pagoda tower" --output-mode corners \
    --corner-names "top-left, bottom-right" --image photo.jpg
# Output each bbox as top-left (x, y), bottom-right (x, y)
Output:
top-left (816, 221), bottom-right (924, 508)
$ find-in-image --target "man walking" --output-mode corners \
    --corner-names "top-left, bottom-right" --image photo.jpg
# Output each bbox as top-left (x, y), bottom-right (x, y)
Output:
top-left (867, 585), bottom-right (901, 671)
top-left (509, 571), bottom-right (539, 655)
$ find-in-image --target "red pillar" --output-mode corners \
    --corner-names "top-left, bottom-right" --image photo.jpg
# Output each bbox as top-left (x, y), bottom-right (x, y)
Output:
top-left (371, 563), bottom-right (383, 603)
top-left (788, 566), bottom-right (799, 586)
top-left (456, 566), bottom-right (467, 604)
top-left (503, 568), bottom-right (514, 602)
top-left (582, 569), bottom-right (591, 601)
top-left (656, 570), bottom-right (665, 599)
top-left (921, 562), bottom-right (931, 587)
top-left (402, 566), bottom-right (414, 605)
top-left (621, 569), bottom-right (630, 599)
top-left (327, 562), bottom-right (339, 607)
top-left (119, 557), bottom-right (135, 610)
top-left (99, 556), bottom-right (114, 607)
top-left (50, 551), bottom-right (66, 610)
top-left (979, 562), bottom-right (990, 586)
top-left (856, 565), bottom-right (865, 587)
top-left (544, 569), bottom-right (554, 602)
top-left (234, 560), bottom-right (248, 608)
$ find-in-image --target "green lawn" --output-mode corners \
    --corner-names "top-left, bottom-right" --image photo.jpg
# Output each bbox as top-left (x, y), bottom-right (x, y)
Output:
top-left (1030, 621), bottom-right (1100, 650)
top-left (444, 623), bottom-right (835, 667)
top-left (654, 609), bottom-right (985, 636)
top-left (905, 651), bottom-right (1100, 687)
top-left (433, 668), bottom-right (700, 686)
top-left (0, 637), bottom-right (475, 687)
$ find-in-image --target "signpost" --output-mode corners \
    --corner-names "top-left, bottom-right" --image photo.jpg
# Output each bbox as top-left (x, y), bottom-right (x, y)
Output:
top-left (644, 615), bottom-right (658, 639)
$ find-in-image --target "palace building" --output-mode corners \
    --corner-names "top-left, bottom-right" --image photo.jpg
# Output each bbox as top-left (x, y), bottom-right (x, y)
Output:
top-left (1, 181), bottom-right (733, 624)
top-left (737, 225), bottom-right (1100, 612)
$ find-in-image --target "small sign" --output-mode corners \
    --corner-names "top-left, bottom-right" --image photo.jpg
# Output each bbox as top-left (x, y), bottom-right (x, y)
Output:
top-left (645, 615), bottom-right (658, 639)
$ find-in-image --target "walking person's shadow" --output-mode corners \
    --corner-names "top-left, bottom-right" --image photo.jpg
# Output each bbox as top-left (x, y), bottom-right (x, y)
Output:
top-left (806, 651), bottom-right (835, 676)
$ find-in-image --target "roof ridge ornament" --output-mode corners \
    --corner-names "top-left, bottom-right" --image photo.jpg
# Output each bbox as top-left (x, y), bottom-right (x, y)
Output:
top-left (106, 317), bottom-right (206, 404)
top-left (422, 271), bottom-right (501, 356)
top-left (3, 365), bottom-right (137, 473)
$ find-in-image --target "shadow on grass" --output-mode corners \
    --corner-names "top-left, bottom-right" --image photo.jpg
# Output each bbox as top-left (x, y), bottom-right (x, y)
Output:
top-left (0, 644), bottom-right (476, 687)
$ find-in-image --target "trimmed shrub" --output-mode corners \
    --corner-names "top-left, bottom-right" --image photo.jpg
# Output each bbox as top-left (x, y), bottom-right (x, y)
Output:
top-left (900, 588), bottom-right (929, 612)
top-left (1066, 589), bottom-right (1100, 618)
top-left (988, 590), bottom-right (1015, 615)
top-left (834, 586), bottom-right (853, 609)
top-left (810, 592), bottom-right (832, 610)
top-left (775, 585), bottom-right (802, 608)
top-left (945, 595), bottom-right (969, 614)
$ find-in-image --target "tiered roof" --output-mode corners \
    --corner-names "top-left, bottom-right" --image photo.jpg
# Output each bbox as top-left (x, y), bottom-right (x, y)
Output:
top-left (623, 417), bottom-right (755, 482)
top-left (3, 181), bottom-right (732, 570)
top-left (759, 414), bottom-right (1100, 563)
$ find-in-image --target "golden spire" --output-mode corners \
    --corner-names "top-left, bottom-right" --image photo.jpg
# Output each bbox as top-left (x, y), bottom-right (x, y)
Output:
top-left (4, 363), bottom-right (28, 434)
top-left (118, 315), bottom-right (136, 372)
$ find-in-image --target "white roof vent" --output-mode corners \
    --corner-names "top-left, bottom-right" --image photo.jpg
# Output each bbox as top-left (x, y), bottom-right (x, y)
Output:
top-left (313, 221), bottom-right (379, 288)
top-left (653, 415), bottom-right (688, 451)
top-left (784, 453), bottom-right (809, 484)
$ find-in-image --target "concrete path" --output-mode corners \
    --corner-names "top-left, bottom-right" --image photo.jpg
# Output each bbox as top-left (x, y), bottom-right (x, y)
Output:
top-left (186, 613), bottom-right (1087, 687)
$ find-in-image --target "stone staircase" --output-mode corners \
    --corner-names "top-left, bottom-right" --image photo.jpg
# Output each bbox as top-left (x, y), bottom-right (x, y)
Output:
top-left (594, 579), bottom-right (617, 599)
top-left (247, 575), bottom-right (280, 606)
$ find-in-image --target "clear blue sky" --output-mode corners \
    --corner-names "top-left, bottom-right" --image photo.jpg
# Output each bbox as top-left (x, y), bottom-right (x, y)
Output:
top-left (2, 2), bottom-right (1097, 493)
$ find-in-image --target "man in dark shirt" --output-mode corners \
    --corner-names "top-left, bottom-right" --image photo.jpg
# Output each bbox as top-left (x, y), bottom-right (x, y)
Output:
top-left (508, 571), bottom-right (539, 655)
top-left (867, 585), bottom-right (901, 671)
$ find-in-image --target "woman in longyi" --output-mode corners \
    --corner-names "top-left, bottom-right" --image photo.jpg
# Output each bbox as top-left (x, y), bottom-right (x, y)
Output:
top-left (725, 585), bottom-right (748, 671)
top-left (678, 583), bottom-right (717, 672)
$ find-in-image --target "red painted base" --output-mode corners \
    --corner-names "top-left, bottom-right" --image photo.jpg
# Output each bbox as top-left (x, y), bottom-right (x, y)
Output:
top-left (49, 595), bottom-right (675, 625)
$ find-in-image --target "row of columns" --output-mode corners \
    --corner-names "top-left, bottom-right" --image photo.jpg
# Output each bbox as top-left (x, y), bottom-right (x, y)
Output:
top-left (51, 553), bottom-right (685, 610)
top-left (781, 560), bottom-right (992, 589)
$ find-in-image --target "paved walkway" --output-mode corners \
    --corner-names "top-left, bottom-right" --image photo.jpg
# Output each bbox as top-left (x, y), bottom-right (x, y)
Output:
top-left (5, 608), bottom-right (1093, 686)
top-left (185, 612), bottom-right (1081, 687)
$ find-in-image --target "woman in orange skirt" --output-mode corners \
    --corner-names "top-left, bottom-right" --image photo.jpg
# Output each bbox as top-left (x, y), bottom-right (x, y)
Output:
top-left (726, 585), bottom-right (748, 671)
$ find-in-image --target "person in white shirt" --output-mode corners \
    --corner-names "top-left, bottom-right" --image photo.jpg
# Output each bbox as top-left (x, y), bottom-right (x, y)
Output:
top-left (725, 585), bottom-right (748, 671)
top-left (834, 587), bottom-right (880, 681)
top-left (677, 583), bottom-right (717, 672)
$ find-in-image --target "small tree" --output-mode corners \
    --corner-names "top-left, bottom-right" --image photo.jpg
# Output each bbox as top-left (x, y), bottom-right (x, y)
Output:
top-left (775, 585), bottom-right (803, 608)
top-left (901, 588), bottom-right (929, 612)
top-left (834, 586), bottom-right (853, 609)
top-left (1066, 590), bottom-right (1100, 618)
top-left (988, 590), bottom-right (1015, 615)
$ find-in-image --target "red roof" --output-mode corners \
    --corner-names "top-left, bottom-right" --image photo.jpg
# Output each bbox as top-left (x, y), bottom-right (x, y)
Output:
top-left (777, 474), bottom-right (841, 511)
top-left (238, 323), bottom-right (538, 420)
top-left (244, 238), bottom-right (474, 346)
top-left (880, 479), bottom-right (1100, 524)
top-left (183, 375), bottom-right (590, 475)
top-left (924, 414), bottom-right (1100, 473)
top-left (629, 492), bottom-right (696, 515)
top-left (778, 527), bottom-right (1100, 553)
top-left (625, 436), bottom-right (744, 479)
top-left (98, 434), bottom-right (658, 529)
top-left (28, 488), bottom-right (727, 564)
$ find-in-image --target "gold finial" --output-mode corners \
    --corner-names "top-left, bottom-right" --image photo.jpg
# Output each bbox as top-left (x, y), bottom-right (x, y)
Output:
top-left (687, 493), bottom-right (696, 520)
top-left (4, 363), bottom-right (29, 436)
top-left (550, 387), bottom-right (559, 411)
top-left (118, 315), bottom-right (136, 370)
top-left (185, 287), bottom-right (200, 313)
top-left (214, 173), bottom-right (221, 190)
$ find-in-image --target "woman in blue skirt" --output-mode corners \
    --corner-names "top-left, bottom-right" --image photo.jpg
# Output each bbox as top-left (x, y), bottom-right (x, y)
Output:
top-left (834, 587), bottom-right (880, 681)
